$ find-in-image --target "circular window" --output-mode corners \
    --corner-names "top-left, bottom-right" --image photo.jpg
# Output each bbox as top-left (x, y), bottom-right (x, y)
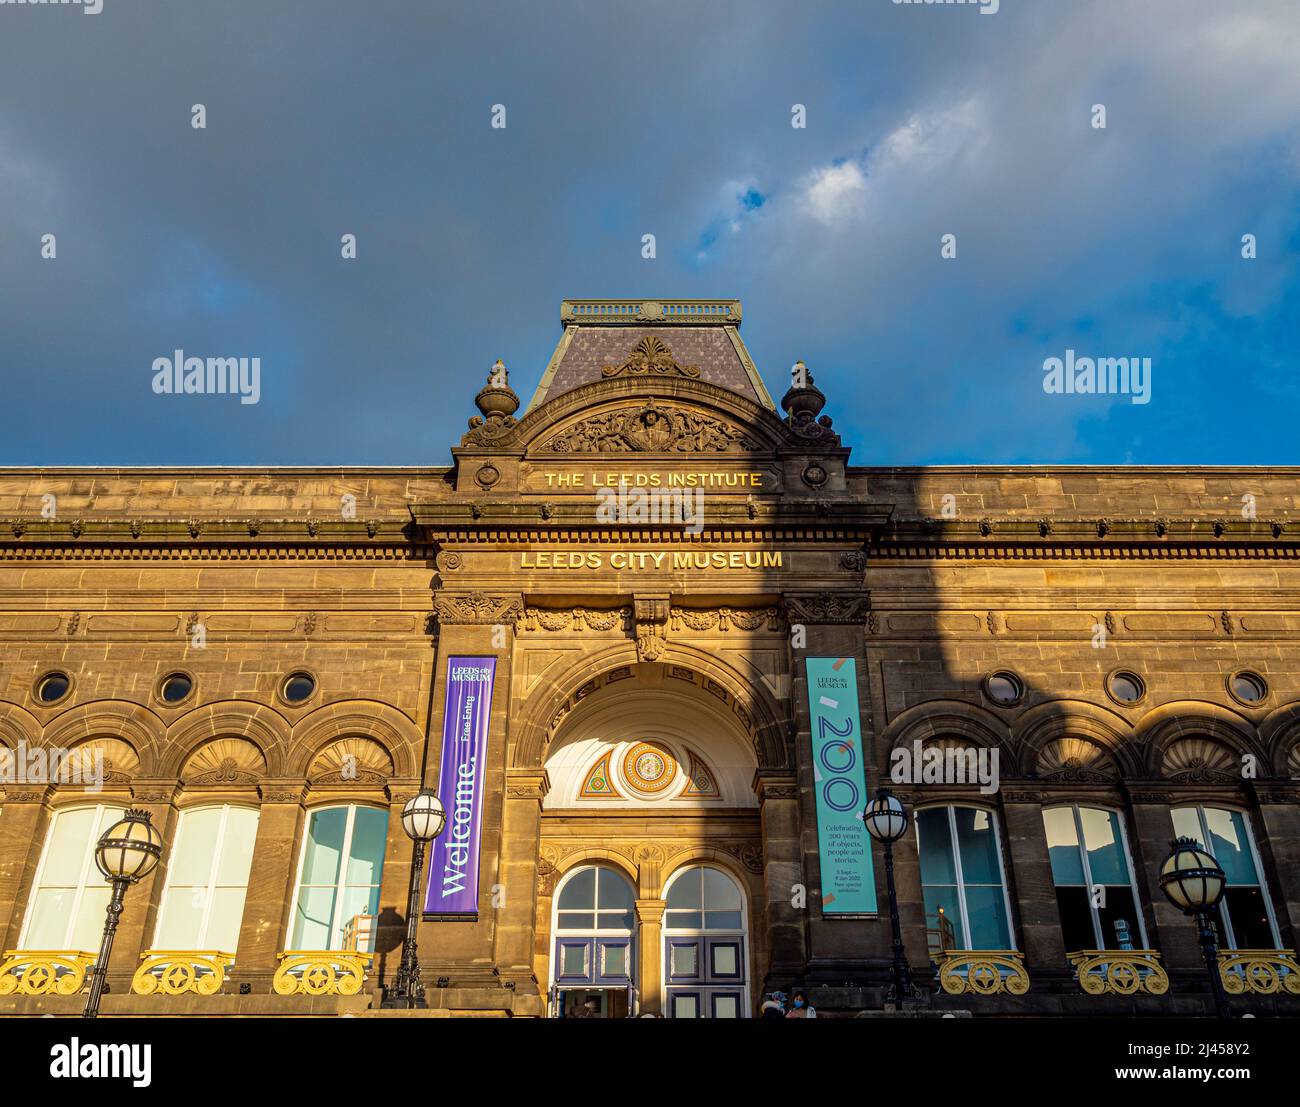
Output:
top-left (1107, 670), bottom-right (1146, 705)
top-left (983, 671), bottom-right (1024, 706)
top-left (35, 672), bottom-right (71, 704)
top-left (281, 672), bottom-right (316, 704)
top-left (159, 672), bottom-right (194, 704)
top-left (1228, 671), bottom-right (1268, 706)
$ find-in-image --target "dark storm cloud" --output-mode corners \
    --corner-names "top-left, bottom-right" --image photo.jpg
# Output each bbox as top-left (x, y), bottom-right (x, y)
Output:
top-left (1, 0), bottom-right (1297, 464)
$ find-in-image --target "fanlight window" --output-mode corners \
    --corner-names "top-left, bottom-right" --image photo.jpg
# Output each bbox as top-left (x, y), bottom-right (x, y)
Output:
top-left (153, 805), bottom-right (259, 949)
top-left (21, 805), bottom-right (127, 949)
top-left (1171, 806), bottom-right (1278, 949)
top-left (555, 866), bottom-right (635, 932)
top-left (664, 866), bottom-right (743, 931)
top-left (290, 805), bottom-right (388, 951)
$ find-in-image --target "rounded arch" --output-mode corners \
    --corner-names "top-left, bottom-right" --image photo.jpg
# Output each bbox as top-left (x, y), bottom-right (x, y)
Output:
top-left (547, 848), bottom-right (640, 888)
top-left (1133, 701), bottom-right (1261, 774)
top-left (512, 642), bottom-right (787, 772)
top-left (661, 848), bottom-right (762, 900)
top-left (40, 700), bottom-right (165, 774)
top-left (1014, 699), bottom-right (1141, 777)
top-left (0, 700), bottom-right (41, 747)
top-left (161, 700), bottom-right (290, 777)
top-left (879, 700), bottom-right (1016, 771)
top-left (513, 374), bottom-right (796, 455)
top-left (1258, 700), bottom-right (1300, 776)
top-left (286, 699), bottom-right (422, 778)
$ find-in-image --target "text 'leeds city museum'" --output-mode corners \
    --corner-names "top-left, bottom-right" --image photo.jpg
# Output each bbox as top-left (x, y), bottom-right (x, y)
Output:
top-left (0, 298), bottom-right (1298, 1018)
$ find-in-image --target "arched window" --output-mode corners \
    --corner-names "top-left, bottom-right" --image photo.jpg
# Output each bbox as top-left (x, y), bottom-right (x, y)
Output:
top-left (21, 804), bottom-right (126, 950)
top-left (662, 865), bottom-right (748, 1018)
top-left (153, 805), bottom-right (260, 950)
top-left (1172, 805), bottom-right (1278, 949)
top-left (289, 804), bottom-right (388, 951)
top-left (551, 865), bottom-right (636, 1018)
top-left (916, 805), bottom-right (1013, 951)
top-left (1043, 804), bottom-right (1146, 951)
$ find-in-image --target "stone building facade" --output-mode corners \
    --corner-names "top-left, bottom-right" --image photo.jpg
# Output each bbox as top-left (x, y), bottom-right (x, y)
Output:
top-left (0, 297), bottom-right (1297, 1016)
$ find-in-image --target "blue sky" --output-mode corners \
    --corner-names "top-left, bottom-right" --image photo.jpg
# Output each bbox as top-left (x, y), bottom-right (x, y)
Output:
top-left (1, 0), bottom-right (1297, 466)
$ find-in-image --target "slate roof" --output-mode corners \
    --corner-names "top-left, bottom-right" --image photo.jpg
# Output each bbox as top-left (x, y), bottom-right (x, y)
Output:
top-left (526, 299), bottom-right (775, 412)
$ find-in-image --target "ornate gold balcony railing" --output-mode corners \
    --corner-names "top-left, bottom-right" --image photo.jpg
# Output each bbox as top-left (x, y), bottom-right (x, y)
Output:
top-left (0, 950), bottom-right (96, 996)
top-left (132, 951), bottom-right (235, 996)
top-left (936, 950), bottom-right (1030, 996)
top-left (1067, 950), bottom-right (1169, 996)
top-left (1218, 949), bottom-right (1300, 995)
top-left (273, 951), bottom-right (372, 997)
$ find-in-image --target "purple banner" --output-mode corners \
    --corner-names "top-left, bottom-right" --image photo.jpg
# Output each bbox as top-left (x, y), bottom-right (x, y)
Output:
top-left (424, 656), bottom-right (497, 915)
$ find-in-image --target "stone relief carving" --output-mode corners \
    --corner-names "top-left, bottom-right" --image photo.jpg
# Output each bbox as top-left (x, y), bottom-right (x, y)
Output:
top-left (669, 606), bottom-right (781, 633)
top-left (599, 336), bottom-right (702, 381)
top-left (516, 606), bottom-right (633, 633)
top-left (541, 401), bottom-right (757, 454)
top-left (783, 592), bottom-right (871, 625)
top-left (433, 591), bottom-right (524, 626)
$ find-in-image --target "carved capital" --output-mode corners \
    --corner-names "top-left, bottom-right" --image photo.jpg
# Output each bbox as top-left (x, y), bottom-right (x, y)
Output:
top-left (1001, 790), bottom-right (1043, 805)
top-left (783, 591), bottom-right (871, 625)
top-left (433, 591), bottom-right (524, 626)
top-left (505, 769), bottom-right (550, 801)
top-left (259, 779), bottom-right (309, 805)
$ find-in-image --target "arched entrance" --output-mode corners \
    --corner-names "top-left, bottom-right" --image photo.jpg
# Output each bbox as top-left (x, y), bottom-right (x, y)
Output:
top-left (534, 661), bottom-right (769, 1017)
top-left (549, 864), bottom-right (637, 1018)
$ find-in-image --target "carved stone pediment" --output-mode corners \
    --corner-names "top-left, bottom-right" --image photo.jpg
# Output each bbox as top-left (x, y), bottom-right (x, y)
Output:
top-left (540, 400), bottom-right (757, 454)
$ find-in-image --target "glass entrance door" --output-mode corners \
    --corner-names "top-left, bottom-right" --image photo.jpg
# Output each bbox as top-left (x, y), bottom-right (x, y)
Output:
top-left (550, 865), bottom-right (637, 1018)
top-left (662, 865), bottom-right (749, 1018)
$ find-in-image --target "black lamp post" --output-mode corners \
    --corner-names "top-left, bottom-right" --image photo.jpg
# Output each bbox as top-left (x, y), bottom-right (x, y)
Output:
top-left (383, 788), bottom-right (446, 1009)
top-left (863, 788), bottom-right (919, 1002)
top-left (1158, 836), bottom-right (1231, 1019)
top-left (84, 809), bottom-right (164, 1018)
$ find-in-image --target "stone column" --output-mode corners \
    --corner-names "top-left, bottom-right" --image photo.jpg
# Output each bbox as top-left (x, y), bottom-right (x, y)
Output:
top-left (784, 592), bottom-right (884, 986)
top-left (636, 899), bottom-right (666, 1015)
top-left (754, 770), bottom-right (805, 985)
top-left (416, 591), bottom-right (521, 1006)
top-left (233, 780), bottom-right (307, 989)
top-left (0, 792), bottom-right (51, 950)
top-left (1251, 785), bottom-right (1300, 948)
top-left (1125, 791), bottom-right (1199, 968)
top-left (1000, 791), bottom-right (1067, 972)
top-left (491, 768), bottom-right (549, 1013)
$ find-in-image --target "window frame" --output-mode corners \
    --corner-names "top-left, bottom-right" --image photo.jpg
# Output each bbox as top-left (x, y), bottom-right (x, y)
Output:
top-left (152, 803), bottom-right (260, 950)
top-left (915, 803), bottom-right (1016, 951)
top-left (19, 803), bottom-right (126, 950)
top-left (1173, 803), bottom-right (1280, 950)
top-left (287, 802), bottom-right (388, 951)
top-left (1042, 802), bottom-right (1148, 950)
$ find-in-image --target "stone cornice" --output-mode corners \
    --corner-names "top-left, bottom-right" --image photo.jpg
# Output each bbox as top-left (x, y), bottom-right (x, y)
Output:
top-left (410, 498), bottom-right (892, 537)
top-left (880, 516), bottom-right (1296, 558)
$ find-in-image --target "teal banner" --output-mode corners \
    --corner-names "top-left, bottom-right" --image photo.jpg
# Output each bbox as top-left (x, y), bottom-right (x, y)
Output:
top-left (806, 656), bottom-right (877, 914)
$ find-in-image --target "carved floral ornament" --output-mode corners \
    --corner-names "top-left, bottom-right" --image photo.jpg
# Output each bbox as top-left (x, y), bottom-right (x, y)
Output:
top-left (182, 737), bottom-right (267, 786)
top-left (600, 336), bottom-right (702, 381)
top-left (1161, 737), bottom-right (1239, 783)
top-left (1035, 738), bottom-right (1117, 782)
